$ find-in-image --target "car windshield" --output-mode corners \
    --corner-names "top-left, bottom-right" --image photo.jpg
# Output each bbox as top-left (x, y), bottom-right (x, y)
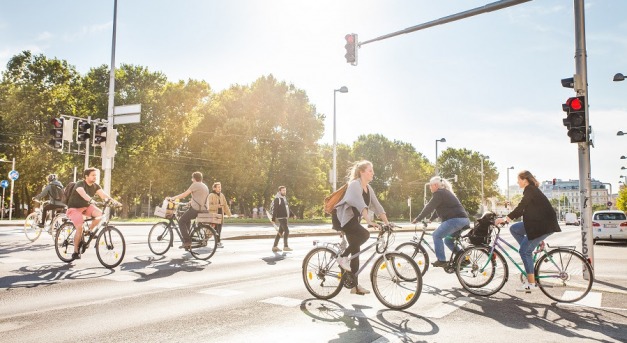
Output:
top-left (594, 213), bottom-right (627, 221)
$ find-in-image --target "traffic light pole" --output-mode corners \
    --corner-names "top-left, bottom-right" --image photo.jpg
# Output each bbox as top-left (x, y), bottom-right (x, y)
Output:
top-left (103, 0), bottom-right (118, 196)
top-left (573, 0), bottom-right (594, 270)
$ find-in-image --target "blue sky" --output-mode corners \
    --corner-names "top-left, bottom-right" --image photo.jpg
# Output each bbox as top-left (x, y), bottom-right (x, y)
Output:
top-left (1, 0), bottom-right (626, 195)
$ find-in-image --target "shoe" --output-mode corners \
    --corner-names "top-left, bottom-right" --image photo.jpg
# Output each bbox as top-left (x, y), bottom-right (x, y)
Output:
top-left (179, 243), bottom-right (191, 250)
top-left (351, 285), bottom-right (371, 295)
top-left (71, 252), bottom-right (81, 260)
top-left (272, 246), bottom-right (281, 252)
top-left (337, 256), bottom-right (351, 271)
top-left (217, 242), bottom-right (224, 248)
top-left (283, 246), bottom-right (293, 252)
top-left (516, 282), bottom-right (537, 293)
top-left (432, 260), bottom-right (447, 268)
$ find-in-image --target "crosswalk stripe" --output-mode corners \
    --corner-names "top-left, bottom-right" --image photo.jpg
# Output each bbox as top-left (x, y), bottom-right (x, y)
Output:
top-left (260, 296), bottom-right (302, 307)
top-left (420, 296), bottom-right (473, 319)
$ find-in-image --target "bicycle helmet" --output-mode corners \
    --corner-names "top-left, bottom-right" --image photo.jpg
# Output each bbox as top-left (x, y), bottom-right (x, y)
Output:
top-left (47, 174), bottom-right (57, 182)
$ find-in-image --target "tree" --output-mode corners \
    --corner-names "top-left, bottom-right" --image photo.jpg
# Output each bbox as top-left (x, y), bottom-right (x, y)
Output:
top-left (616, 186), bottom-right (627, 212)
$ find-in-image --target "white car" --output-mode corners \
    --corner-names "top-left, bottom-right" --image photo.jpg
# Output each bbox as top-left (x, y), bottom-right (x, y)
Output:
top-left (592, 210), bottom-right (627, 243)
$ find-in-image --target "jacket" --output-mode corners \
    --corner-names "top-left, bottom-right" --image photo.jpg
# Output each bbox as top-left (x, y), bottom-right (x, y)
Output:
top-left (507, 184), bottom-right (561, 240)
top-left (34, 180), bottom-right (65, 206)
top-left (207, 191), bottom-right (231, 224)
top-left (414, 188), bottom-right (467, 222)
top-left (334, 179), bottom-right (385, 228)
top-left (271, 195), bottom-right (290, 221)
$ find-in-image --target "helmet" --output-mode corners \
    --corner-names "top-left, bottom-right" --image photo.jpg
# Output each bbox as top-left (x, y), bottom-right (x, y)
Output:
top-left (47, 174), bottom-right (57, 182)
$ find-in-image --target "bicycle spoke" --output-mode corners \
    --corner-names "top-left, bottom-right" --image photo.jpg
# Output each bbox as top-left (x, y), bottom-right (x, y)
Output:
top-left (302, 247), bottom-right (343, 300)
top-left (371, 252), bottom-right (421, 310)
top-left (536, 248), bottom-right (593, 303)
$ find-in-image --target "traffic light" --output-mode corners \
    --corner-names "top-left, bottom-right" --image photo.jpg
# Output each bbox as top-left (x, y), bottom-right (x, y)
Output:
top-left (49, 117), bottom-right (64, 149)
top-left (76, 120), bottom-right (91, 143)
top-left (93, 123), bottom-right (107, 146)
top-left (344, 33), bottom-right (358, 65)
top-left (552, 178), bottom-right (556, 186)
top-left (562, 96), bottom-right (587, 143)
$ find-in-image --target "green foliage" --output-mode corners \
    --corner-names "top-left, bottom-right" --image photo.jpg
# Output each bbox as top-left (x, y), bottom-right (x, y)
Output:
top-left (616, 186), bottom-right (627, 211)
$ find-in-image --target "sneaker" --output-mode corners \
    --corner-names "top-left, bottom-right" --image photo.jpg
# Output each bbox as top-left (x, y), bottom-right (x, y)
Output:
top-left (337, 256), bottom-right (351, 271)
top-left (432, 260), bottom-right (447, 268)
top-left (217, 242), bottom-right (224, 248)
top-left (272, 246), bottom-right (281, 252)
top-left (516, 282), bottom-right (537, 293)
top-left (351, 285), bottom-right (371, 295)
top-left (71, 252), bottom-right (81, 260)
top-left (283, 246), bottom-right (293, 252)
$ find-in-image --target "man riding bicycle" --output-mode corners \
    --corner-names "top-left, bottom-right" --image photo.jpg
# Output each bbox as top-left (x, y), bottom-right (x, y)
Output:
top-left (66, 168), bottom-right (119, 260)
top-left (168, 171), bottom-right (209, 250)
top-left (32, 174), bottom-right (65, 228)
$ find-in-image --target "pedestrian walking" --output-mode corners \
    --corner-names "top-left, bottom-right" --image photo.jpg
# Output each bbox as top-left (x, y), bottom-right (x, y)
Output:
top-left (271, 186), bottom-right (293, 252)
top-left (208, 182), bottom-right (231, 248)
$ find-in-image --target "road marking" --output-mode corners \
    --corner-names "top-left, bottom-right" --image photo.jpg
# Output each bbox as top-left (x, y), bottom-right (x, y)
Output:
top-left (198, 288), bottom-right (244, 297)
top-left (0, 257), bottom-right (29, 264)
top-left (420, 296), bottom-right (473, 319)
top-left (567, 291), bottom-right (602, 307)
top-left (147, 281), bottom-right (188, 289)
top-left (260, 296), bottom-right (302, 307)
top-left (102, 272), bottom-right (140, 282)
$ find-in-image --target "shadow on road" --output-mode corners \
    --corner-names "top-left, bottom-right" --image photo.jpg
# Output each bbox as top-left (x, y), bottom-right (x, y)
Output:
top-left (118, 254), bottom-right (210, 282)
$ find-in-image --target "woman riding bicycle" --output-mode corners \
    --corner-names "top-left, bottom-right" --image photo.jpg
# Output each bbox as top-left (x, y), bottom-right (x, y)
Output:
top-left (334, 160), bottom-right (390, 295)
top-left (495, 170), bottom-right (561, 293)
top-left (411, 176), bottom-right (470, 268)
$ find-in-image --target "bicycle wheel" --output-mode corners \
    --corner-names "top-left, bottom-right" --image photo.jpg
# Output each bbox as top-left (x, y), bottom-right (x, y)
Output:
top-left (456, 246), bottom-right (508, 296)
top-left (55, 222), bottom-right (77, 262)
top-left (396, 241), bottom-right (429, 276)
top-left (24, 212), bottom-right (43, 242)
top-left (302, 247), bottom-right (344, 300)
top-left (148, 222), bottom-right (173, 255)
top-left (535, 248), bottom-right (594, 303)
top-left (370, 252), bottom-right (422, 310)
top-left (189, 225), bottom-right (217, 260)
top-left (49, 213), bottom-right (67, 238)
top-left (96, 226), bottom-right (126, 268)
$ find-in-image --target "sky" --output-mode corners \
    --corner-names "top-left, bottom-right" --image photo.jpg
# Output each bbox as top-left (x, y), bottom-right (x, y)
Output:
top-left (1, 0), bottom-right (626, 196)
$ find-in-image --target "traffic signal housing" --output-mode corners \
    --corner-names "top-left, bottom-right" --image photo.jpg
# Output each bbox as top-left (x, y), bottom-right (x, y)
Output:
top-left (344, 33), bottom-right (358, 65)
top-left (93, 123), bottom-right (107, 146)
top-left (76, 120), bottom-right (91, 143)
top-left (49, 117), bottom-right (64, 149)
top-left (562, 96), bottom-right (587, 143)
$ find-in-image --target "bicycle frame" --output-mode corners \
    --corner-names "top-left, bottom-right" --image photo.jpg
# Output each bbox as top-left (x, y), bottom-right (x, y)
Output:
top-left (411, 223), bottom-right (467, 257)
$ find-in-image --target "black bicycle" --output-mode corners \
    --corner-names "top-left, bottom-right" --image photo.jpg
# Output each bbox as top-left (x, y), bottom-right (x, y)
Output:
top-left (54, 199), bottom-right (125, 268)
top-left (148, 201), bottom-right (218, 260)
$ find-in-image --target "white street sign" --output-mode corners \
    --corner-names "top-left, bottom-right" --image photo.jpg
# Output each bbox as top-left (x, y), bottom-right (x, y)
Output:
top-left (113, 114), bottom-right (141, 125)
top-left (114, 104), bottom-right (141, 116)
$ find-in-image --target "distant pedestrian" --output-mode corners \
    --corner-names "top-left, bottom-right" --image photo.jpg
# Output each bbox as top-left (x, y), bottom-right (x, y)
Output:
top-left (32, 174), bottom-right (65, 228)
top-left (208, 182), bottom-right (232, 248)
top-left (271, 186), bottom-right (293, 252)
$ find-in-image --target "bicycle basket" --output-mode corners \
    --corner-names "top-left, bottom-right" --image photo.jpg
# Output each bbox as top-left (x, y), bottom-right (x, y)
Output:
top-left (468, 213), bottom-right (495, 245)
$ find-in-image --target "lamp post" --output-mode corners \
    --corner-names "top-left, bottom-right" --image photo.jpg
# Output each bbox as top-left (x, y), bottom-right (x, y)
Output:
top-left (332, 86), bottom-right (348, 192)
top-left (481, 155), bottom-right (490, 213)
top-left (0, 158), bottom-right (16, 221)
top-left (434, 138), bottom-right (446, 175)
top-left (506, 166), bottom-right (514, 206)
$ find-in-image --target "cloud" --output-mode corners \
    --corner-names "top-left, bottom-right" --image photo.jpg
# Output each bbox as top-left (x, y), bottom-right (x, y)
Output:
top-left (62, 21), bottom-right (111, 42)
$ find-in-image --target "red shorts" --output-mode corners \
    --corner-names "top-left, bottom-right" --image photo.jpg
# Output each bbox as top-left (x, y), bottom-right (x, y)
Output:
top-left (67, 205), bottom-right (100, 229)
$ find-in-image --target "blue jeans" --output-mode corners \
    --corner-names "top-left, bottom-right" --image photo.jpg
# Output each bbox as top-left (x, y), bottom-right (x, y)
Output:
top-left (432, 217), bottom-right (471, 262)
top-left (510, 222), bottom-right (552, 275)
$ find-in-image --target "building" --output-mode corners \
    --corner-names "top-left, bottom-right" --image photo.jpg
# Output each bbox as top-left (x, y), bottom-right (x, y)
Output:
top-left (539, 179), bottom-right (611, 213)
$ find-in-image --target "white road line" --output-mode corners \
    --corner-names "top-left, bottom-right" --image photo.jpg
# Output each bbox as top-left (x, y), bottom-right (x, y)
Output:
top-left (420, 296), bottom-right (474, 319)
top-left (260, 296), bottom-right (303, 307)
top-left (198, 288), bottom-right (244, 297)
top-left (146, 281), bottom-right (188, 289)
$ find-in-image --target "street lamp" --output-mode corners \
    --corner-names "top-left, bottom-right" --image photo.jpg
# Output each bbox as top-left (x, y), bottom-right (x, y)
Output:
top-left (434, 138), bottom-right (446, 175)
top-left (0, 158), bottom-right (16, 221)
top-left (621, 156), bottom-right (627, 159)
top-left (333, 86), bottom-right (348, 192)
top-left (618, 131), bottom-right (625, 136)
top-left (481, 155), bottom-right (490, 213)
top-left (613, 73), bottom-right (625, 82)
top-left (506, 166), bottom-right (515, 205)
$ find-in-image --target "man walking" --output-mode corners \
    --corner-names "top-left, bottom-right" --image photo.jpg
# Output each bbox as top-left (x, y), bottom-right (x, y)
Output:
top-left (271, 186), bottom-right (293, 252)
top-left (208, 182), bottom-right (231, 248)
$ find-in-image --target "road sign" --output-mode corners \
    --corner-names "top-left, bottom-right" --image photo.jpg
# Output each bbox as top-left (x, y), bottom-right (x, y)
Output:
top-left (113, 113), bottom-right (141, 125)
top-left (607, 201), bottom-right (612, 206)
top-left (8, 170), bottom-right (19, 181)
top-left (0, 180), bottom-right (8, 188)
top-left (113, 104), bottom-right (141, 125)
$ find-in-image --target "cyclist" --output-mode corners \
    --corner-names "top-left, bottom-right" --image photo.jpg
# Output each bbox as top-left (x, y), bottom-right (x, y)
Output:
top-left (411, 176), bottom-right (470, 268)
top-left (495, 170), bottom-right (561, 292)
top-left (334, 160), bottom-right (390, 295)
top-left (168, 171), bottom-right (209, 250)
top-left (66, 168), bottom-right (119, 260)
top-left (32, 174), bottom-right (65, 229)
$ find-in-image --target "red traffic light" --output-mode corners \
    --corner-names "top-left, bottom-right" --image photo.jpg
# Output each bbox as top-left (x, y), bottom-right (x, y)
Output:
top-left (50, 117), bottom-right (64, 128)
top-left (567, 97), bottom-right (583, 111)
top-left (345, 34), bottom-right (355, 44)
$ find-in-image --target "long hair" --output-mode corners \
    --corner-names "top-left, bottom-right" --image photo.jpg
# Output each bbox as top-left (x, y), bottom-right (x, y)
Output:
top-left (429, 176), bottom-right (455, 196)
top-left (518, 170), bottom-right (539, 187)
top-left (346, 160), bottom-right (372, 181)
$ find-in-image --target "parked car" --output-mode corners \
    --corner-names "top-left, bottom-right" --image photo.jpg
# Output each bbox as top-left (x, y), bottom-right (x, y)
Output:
top-left (564, 212), bottom-right (580, 225)
top-left (592, 210), bottom-right (627, 243)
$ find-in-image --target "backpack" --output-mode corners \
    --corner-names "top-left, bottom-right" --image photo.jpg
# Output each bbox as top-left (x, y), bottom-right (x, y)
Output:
top-left (61, 181), bottom-right (76, 205)
top-left (467, 212), bottom-right (496, 245)
top-left (323, 183), bottom-right (348, 215)
top-left (49, 184), bottom-right (63, 201)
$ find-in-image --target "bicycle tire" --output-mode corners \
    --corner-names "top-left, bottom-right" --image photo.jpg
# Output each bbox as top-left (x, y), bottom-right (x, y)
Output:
top-left (302, 247), bottom-right (344, 300)
top-left (370, 252), bottom-right (422, 310)
top-left (49, 213), bottom-right (67, 239)
top-left (189, 224), bottom-right (217, 260)
top-left (456, 246), bottom-right (508, 296)
top-left (24, 212), bottom-right (43, 242)
top-left (535, 248), bottom-right (594, 303)
top-left (148, 222), bottom-right (173, 255)
top-left (396, 241), bottom-right (429, 276)
top-left (96, 226), bottom-right (126, 268)
top-left (55, 222), bottom-right (77, 262)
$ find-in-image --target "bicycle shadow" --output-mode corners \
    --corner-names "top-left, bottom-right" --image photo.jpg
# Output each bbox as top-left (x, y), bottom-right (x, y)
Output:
top-left (0, 262), bottom-right (112, 290)
top-left (0, 240), bottom-right (52, 254)
top-left (300, 298), bottom-right (437, 342)
top-left (118, 254), bottom-right (210, 283)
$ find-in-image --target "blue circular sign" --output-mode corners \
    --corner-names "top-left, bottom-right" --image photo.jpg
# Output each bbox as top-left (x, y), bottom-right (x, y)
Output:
top-left (0, 180), bottom-right (8, 188)
top-left (8, 170), bottom-right (18, 181)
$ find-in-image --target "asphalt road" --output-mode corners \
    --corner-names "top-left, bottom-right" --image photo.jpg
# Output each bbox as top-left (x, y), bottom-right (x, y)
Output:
top-left (0, 223), bottom-right (626, 343)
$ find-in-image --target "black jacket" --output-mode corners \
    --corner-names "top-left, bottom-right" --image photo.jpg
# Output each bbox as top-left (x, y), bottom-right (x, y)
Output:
top-left (271, 196), bottom-right (289, 220)
top-left (414, 188), bottom-right (467, 222)
top-left (507, 184), bottom-right (561, 240)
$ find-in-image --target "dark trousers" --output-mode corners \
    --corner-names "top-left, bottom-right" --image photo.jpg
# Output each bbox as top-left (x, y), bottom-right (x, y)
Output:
top-left (340, 218), bottom-right (370, 276)
top-left (42, 204), bottom-right (66, 226)
top-left (179, 208), bottom-right (198, 245)
top-left (215, 224), bottom-right (222, 243)
top-left (273, 218), bottom-right (289, 247)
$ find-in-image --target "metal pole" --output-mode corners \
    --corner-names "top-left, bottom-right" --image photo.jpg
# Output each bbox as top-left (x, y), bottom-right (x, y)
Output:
top-left (103, 0), bottom-right (117, 195)
top-left (333, 90), bottom-right (337, 192)
top-left (148, 180), bottom-right (152, 215)
top-left (481, 157), bottom-right (485, 213)
top-left (574, 0), bottom-right (594, 269)
top-left (1, 187), bottom-right (5, 220)
top-left (9, 157), bottom-right (15, 221)
top-left (435, 140), bottom-right (438, 175)
top-left (506, 168), bottom-right (510, 204)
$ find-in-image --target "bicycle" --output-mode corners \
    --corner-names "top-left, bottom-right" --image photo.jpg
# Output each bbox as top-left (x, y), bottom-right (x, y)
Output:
top-left (54, 199), bottom-right (126, 268)
top-left (395, 220), bottom-right (471, 275)
top-left (455, 222), bottom-right (594, 303)
top-left (148, 200), bottom-right (218, 260)
top-left (24, 199), bottom-right (68, 242)
top-left (302, 223), bottom-right (422, 310)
